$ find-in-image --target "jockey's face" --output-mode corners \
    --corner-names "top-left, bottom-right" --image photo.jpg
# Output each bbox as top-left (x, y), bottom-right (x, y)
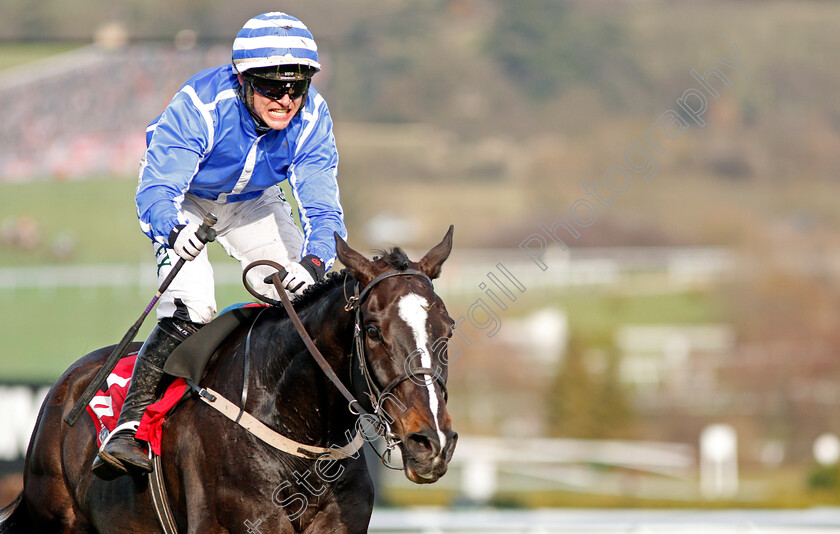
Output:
top-left (252, 89), bottom-right (302, 130)
top-left (238, 74), bottom-right (303, 130)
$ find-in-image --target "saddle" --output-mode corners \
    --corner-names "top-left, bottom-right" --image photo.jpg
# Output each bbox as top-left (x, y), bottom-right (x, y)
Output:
top-left (87, 303), bottom-right (269, 455)
top-left (86, 301), bottom-right (362, 534)
top-left (164, 303), bottom-right (268, 383)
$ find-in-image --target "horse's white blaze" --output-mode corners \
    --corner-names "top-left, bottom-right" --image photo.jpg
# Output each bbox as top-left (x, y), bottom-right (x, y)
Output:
top-left (397, 293), bottom-right (447, 451)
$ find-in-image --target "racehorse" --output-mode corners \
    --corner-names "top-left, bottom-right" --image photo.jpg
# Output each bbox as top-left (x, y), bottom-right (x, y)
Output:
top-left (0, 229), bottom-right (457, 533)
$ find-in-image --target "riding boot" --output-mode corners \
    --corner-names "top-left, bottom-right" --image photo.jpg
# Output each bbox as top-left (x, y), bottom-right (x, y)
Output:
top-left (91, 318), bottom-right (200, 480)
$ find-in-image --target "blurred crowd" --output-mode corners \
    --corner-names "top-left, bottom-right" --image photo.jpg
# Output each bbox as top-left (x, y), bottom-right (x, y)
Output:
top-left (0, 215), bottom-right (78, 260)
top-left (0, 44), bottom-right (229, 180)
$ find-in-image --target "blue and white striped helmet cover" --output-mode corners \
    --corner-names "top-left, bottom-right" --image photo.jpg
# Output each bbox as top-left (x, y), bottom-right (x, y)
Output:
top-left (232, 12), bottom-right (321, 75)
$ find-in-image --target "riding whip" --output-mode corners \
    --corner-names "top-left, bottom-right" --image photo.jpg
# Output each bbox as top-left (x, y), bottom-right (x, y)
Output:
top-left (64, 213), bottom-right (218, 426)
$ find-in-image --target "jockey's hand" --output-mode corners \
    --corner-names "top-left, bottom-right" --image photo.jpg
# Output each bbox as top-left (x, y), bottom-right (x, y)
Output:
top-left (168, 222), bottom-right (214, 261)
top-left (283, 255), bottom-right (325, 294)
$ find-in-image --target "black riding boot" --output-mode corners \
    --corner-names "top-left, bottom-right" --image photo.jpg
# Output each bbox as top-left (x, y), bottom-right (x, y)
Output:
top-left (91, 318), bottom-right (199, 480)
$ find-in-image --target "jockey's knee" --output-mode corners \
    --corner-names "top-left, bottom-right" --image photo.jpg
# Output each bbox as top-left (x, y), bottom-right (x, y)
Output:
top-left (157, 296), bottom-right (216, 324)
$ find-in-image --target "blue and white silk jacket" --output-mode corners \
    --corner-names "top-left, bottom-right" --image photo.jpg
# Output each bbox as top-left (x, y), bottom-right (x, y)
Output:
top-left (135, 64), bottom-right (346, 268)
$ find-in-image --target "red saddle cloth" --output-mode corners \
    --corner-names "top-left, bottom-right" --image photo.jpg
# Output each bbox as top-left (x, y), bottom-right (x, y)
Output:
top-left (86, 354), bottom-right (188, 456)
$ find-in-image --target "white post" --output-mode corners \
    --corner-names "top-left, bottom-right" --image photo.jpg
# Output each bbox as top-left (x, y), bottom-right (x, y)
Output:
top-left (462, 457), bottom-right (497, 504)
top-left (813, 433), bottom-right (840, 466)
top-left (700, 424), bottom-right (738, 499)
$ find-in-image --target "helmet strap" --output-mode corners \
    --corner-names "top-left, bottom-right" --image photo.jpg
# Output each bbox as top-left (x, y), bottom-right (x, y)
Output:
top-left (237, 81), bottom-right (270, 134)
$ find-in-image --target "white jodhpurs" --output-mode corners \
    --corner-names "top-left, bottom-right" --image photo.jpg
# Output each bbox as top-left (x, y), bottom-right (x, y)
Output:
top-left (154, 185), bottom-right (304, 324)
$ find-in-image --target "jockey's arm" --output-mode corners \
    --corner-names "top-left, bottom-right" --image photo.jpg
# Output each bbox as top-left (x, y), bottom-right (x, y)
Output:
top-left (287, 93), bottom-right (347, 271)
top-left (135, 91), bottom-right (209, 247)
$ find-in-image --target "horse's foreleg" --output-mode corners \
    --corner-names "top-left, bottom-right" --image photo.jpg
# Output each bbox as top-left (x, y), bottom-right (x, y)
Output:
top-left (302, 501), bottom-right (373, 534)
top-left (302, 468), bottom-right (374, 534)
top-left (23, 398), bottom-right (96, 533)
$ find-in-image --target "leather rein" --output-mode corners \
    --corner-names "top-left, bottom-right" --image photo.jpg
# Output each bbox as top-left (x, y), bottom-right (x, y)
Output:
top-left (243, 260), bottom-right (448, 468)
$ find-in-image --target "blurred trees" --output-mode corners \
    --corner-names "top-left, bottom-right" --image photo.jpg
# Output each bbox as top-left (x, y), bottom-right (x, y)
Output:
top-left (484, 0), bottom-right (647, 106)
top-left (486, 1), bottom-right (608, 99)
top-left (546, 335), bottom-right (633, 439)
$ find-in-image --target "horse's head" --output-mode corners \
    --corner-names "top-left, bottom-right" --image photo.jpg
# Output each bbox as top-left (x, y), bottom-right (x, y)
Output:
top-left (336, 226), bottom-right (457, 484)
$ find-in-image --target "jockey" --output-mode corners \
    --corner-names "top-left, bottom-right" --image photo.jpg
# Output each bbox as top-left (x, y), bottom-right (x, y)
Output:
top-left (93, 12), bottom-right (346, 480)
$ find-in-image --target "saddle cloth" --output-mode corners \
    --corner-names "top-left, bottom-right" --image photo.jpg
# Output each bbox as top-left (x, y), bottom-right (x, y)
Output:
top-left (85, 302), bottom-right (269, 456)
top-left (86, 354), bottom-right (188, 456)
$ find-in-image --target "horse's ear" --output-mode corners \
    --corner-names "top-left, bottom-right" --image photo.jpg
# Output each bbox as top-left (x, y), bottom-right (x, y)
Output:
top-left (335, 232), bottom-right (376, 285)
top-left (418, 225), bottom-right (454, 280)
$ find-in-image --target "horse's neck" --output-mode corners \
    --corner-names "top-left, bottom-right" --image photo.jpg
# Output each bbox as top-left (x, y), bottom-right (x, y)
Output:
top-left (219, 285), bottom-right (358, 447)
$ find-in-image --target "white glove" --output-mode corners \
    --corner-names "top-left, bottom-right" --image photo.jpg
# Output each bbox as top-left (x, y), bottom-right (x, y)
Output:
top-left (283, 262), bottom-right (316, 294)
top-left (168, 222), bottom-right (206, 261)
top-left (283, 255), bottom-right (325, 294)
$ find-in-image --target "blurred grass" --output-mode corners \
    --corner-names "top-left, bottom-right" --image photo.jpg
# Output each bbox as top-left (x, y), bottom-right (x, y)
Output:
top-left (525, 289), bottom-right (719, 333)
top-left (0, 42), bottom-right (84, 71)
top-left (0, 177), bottom-right (301, 266)
top-left (383, 466), bottom-right (840, 510)
top-left (0, 179), bottom-right (722, 381)
top-left (0, 284), bottom-right (255, 381)
top-left (445, 288), bottom-right (722, 349)
top-left (0, 178), bottom-right (294, 381)
top-left (0, 177), bottom-right (143, 266)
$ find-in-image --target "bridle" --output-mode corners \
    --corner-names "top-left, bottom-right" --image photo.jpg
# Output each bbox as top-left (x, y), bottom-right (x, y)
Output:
top-left (242, 260), bottom-right (449, 469)
top-left (344, 269), bottom-right (449, 467)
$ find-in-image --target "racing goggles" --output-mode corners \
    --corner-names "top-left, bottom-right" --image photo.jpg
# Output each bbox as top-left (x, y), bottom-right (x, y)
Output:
top-left (249, 78), bottom-right (310, 101)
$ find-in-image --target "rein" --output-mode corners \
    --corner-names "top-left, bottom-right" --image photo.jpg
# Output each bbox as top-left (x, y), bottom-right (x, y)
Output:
top-left (184, 306), bottom-right (364, 461)
top-left (242, 260), bottom-right (448, 469)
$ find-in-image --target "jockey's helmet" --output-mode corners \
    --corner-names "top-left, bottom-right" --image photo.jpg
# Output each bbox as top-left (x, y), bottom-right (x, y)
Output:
top-left (232, 12), bottom-right (320, 82)
top-left (232, 13), bottom-right (320, 128)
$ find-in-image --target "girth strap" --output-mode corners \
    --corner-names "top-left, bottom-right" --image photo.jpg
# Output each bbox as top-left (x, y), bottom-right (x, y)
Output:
top-left (150, 454), bottom-right (178, 534)
top-left (191, 382), bottom-right (365, 460)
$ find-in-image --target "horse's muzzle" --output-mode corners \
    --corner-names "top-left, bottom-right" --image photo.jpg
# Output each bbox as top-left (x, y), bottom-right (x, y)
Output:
top-left (402, 429), bottom-right (458, 483)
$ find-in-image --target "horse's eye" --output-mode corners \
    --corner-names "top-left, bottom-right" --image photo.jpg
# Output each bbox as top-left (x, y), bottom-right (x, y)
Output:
top-left (365, 325), bottom-right (380, 340)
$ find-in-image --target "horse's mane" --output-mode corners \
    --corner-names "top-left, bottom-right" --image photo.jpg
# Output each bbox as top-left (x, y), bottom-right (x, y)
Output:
top-left (283, 247), bottom-right (412, 310)
top-left (290, 269), bottom-right (350, 310)
top-left (254, 248), bottom-right (415, 383)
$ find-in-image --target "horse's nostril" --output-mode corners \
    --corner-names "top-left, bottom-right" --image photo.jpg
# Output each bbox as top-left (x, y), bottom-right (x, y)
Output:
top-left (407, 432), bottom-right (436, 457)
top-left (443, 432), bottom-right (458, 458)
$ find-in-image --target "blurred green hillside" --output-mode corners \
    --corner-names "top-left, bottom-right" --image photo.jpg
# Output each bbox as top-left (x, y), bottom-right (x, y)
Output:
top-left (2, 1), bottom-right (838, 250)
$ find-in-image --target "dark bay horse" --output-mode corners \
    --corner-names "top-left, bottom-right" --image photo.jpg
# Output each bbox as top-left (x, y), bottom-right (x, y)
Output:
top-left (0, 229), bottom-right (457, 533)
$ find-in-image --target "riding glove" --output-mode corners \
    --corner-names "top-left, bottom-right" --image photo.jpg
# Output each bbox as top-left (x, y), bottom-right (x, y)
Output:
top-left (168, 222), bottom-right (214, 261)
top-left (283, 255), bottom-right (325, 294)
